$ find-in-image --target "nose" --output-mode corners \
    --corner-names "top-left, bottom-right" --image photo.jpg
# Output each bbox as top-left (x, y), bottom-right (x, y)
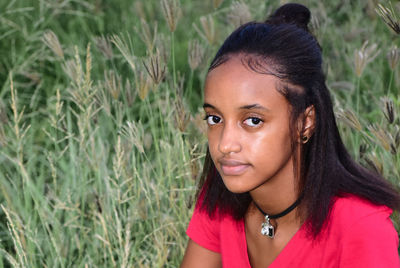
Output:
top-left (218, 123), bottom-right (241, 154)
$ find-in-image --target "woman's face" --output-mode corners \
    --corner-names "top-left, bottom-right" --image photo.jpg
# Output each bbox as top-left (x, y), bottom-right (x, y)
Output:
top-left (203, 57), bottom-right (296, 194)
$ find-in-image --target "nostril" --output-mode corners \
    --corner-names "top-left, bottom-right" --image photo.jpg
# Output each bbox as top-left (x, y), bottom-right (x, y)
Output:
top-left (218, 138), bottom-right (241, 154)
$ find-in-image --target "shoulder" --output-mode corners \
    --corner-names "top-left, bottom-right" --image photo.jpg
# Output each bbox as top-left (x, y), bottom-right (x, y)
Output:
top-left (328, 195), bottom-right (400, 267)
top-left (186, 201), bottom-right (238, 253)
top-left (331, 194), bottom-right (393, 223)
top-left (185, 201), bottom-right (249, 267)
top-left (329, 194), bottom-right (395, 238)
top-left (186, 203), bottom-right (222, 253)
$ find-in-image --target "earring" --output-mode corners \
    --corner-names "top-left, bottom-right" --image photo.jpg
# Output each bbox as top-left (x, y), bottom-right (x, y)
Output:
top-left (301, 135), bottom-right (309, 143)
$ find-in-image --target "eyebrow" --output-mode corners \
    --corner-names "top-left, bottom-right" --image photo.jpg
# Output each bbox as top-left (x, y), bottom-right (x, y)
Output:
top-left (239, 104), bottom-right (270, 111)
top-left (203, 103), bottom-right (215, 109)
top-left (203, 103), bottom-right (270, 111)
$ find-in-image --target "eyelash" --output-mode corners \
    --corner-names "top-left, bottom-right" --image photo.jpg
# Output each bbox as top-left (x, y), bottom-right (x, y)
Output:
top-left (244, 117), bottom-right (263, 127)
top-left (203, 114), bottom-right (222, 125)
top-left (203, 114), bottom-right (263, 127)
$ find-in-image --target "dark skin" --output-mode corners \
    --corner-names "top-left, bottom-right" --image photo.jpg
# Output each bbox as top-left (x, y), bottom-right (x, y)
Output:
top-left (244, 204), bottom-right (303, 267)
top-left (181, 57), bottom-right (315, 267)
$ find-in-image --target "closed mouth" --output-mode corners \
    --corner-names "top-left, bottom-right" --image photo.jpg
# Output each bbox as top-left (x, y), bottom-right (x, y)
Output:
top-left (218, 159), bottom-right (250, 176)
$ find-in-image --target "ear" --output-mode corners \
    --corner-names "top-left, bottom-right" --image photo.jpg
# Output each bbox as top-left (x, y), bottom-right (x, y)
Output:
top-left (298, 105), bottom-right (316, 143)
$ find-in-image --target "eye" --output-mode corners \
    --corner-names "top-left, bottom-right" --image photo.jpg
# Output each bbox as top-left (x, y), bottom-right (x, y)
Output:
top-left (204, 115), bottom-right (222, 125)
top-left (244, 117), bottom-right (263, 127)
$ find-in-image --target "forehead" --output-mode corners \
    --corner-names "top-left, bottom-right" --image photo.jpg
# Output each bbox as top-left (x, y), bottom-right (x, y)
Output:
top-left (204, 57), bottom-right (288, 110)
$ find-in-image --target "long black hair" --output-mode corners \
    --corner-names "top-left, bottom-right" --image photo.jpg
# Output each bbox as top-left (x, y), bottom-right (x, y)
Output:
top-left (196, 3), bottom-right (400, 237)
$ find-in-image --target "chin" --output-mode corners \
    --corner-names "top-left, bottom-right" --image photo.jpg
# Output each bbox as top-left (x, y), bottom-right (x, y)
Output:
top-left (221, 177), bottom-right (255, 194)
top-left (226, 187), bottom-right (249, 194)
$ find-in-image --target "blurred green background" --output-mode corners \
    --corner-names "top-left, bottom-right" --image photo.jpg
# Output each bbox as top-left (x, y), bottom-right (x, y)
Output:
top-left (0, 0), bottom-right (399, 266)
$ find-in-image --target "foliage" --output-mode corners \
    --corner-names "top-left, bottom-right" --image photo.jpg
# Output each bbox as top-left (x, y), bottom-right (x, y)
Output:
top-left (0, 0), bottom-right (399, 266)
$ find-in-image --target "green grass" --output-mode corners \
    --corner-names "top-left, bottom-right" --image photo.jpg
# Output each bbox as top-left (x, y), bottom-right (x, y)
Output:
top-left (0, 0), bottom-right (399, 266)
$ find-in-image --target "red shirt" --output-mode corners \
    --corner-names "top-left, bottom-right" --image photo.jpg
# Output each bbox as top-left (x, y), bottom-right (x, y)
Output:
top-left (186, 195), bottom-right (400, 267)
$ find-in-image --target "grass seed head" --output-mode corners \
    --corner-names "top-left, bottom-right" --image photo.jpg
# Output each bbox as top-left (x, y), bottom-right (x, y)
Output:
top-left (175, 97), bottom-right (191, 132)
top-left (227, 1), bottom-right (252, 28)
top-left (188, 39), bottom-right (205, 71)
top-left (94, 85), bottom-right (111, 116)
top-left (364, 152), bottom-right (383, 175)
top-left (85, 43), bottom-right (92, 85)
top-left (63, 59), bottom-right (79, 83)
top-left (120, 121), bottom-right (145, 154)
top-left (1, 205), bottom-right (28, 264)
top-left (124, 79), bottom-right (136, 106)
top-left (94, 35), bottom-right (113, 60)
top-left (73, 46), bottom-right (83, 87)
top-left (376, 3), bottom-right (400, 34)
top-left (42, 30), bottom-right (64, 59)
top-left (160, 0), bottom-right (181, 32)
top-left (104, 70), bottom-right (122, 100)
top-left (155, 34), bottom-right (171, 63)
top-left (387, 45), bottom-right (400, 70)
top-left (336, 108), bottom-right (362, 131)
top-left (56, 88), bottom-right (63, 117)
top-left (113, 136), bottom-right (125, 179)
top-left (136, 19), bottom-right (158, 54)
top-left (174, 77), bottom-right (191, 132)
top-left (191, 108), bottom-right (207, 136)
top-left (110, 34), bottom-right (136, 72)
top-left (194, 15), bottom-right (216, 45)
top-left (354, 40), bottom-right (380, 77)
top-left (142, 49), bottom-right (166, 85)
top-left (381, 97), bottom-right (395, 124)
top-left (367, 124), bottom-right (395, 153)
top-left (135, 69), bottom-right (151, 101)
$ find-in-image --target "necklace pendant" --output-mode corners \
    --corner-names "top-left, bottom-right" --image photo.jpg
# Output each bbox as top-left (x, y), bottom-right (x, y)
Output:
top-left (261, 215), bottom-right (275, 238)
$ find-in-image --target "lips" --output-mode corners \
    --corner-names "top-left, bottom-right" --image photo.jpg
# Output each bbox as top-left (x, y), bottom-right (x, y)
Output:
top-left (218, 159), bottom-right (250, 176)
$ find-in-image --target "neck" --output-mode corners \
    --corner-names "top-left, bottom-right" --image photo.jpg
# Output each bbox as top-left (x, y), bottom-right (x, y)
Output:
top-left (250, 177), bottom-right (299, 214)
top-left (249, 157), bottom-right (301, 223)
top-left (250, 193), bottom-right (301, 227)
top-left (255, 194), bottom-right (303, 218)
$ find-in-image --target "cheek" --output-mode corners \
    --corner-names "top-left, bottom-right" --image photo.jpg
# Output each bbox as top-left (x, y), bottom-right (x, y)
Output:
top-left (248, 126), bottom-right (292, 158)
top-left (207, 130), bottom-right (219, 159)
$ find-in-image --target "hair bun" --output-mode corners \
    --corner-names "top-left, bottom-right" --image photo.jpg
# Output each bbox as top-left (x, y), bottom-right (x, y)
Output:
top-left (265, 3), bottom-right (311, 31)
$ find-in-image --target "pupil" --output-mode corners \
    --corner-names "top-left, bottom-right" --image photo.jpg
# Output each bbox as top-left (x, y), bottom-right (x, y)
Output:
top-left (213, 116), bottom-right (220, 123)
top-left (252, 118), bottom-right (260, 124)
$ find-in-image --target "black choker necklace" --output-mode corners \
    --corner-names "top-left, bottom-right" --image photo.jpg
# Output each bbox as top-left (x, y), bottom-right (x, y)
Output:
top-left (253, 194), bottom-right (303, 238)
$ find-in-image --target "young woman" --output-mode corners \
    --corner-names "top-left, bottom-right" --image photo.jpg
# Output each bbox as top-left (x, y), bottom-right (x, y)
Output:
top-left (181, 3), bottom-right (400, 268)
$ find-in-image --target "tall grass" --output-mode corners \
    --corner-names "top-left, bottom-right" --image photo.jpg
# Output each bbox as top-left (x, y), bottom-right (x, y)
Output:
top-left (0, 0), bottom-right (399, 266)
